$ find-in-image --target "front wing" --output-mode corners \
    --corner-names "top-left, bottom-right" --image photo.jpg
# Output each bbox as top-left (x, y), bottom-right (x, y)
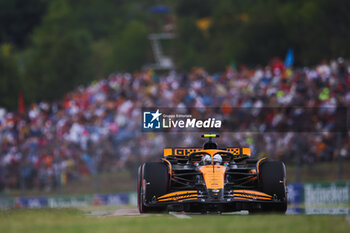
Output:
top-left (146, 190), bottom-right (284, 211)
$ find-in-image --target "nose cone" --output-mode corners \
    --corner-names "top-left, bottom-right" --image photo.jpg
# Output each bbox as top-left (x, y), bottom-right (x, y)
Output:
top-left (199, 165), bottom-right (226, 191)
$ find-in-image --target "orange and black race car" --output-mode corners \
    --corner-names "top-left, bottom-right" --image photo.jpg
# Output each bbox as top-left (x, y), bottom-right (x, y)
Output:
top-left (137, 134), bottom-right (287, 214)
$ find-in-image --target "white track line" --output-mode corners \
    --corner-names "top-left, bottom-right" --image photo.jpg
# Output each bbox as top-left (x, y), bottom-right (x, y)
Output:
top-left (169, 212), bottom-right (192, 219)
top-left (112, 209), bottom-right (141, 216)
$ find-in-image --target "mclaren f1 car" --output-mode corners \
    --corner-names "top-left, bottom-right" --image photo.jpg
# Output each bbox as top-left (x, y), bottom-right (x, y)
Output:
top-left (137, 134), bottom-right (287, 213)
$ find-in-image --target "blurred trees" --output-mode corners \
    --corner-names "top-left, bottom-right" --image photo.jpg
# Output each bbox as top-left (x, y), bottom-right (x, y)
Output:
top-left (176, 0), bottom-right (350, 69)
top-left (0, 44), bottom-right (20, 108)
top-left (0, 0), bottom-right (47, 48)
top-left (1, 0), bottom-right (350, 109)
top-left (24, 0), bottom-right (95, 102)
top-left (110, 21), bottom-right (148, 72)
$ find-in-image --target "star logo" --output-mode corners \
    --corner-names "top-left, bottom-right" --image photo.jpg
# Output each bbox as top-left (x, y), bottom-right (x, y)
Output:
top-left (143, 109), bottom-right (162, 129)
top-left (150, 109), bottom-right (162, 122)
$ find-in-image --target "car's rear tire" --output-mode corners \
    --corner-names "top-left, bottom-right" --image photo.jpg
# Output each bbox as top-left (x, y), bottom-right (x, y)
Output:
top-left (137, 162), bottom-right (169, 213)
top-left (256, 160), bottom-right (287, 213)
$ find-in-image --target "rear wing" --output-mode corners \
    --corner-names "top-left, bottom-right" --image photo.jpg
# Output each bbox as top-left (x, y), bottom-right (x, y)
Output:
top-left (163, 147), bottom-right (251, 157)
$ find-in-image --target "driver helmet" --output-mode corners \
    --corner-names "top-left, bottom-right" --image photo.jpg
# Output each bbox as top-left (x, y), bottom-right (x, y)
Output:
top-left (213, 154), bottom-right (223, 164)
top-left (203, 155), bottom-right (211, 164)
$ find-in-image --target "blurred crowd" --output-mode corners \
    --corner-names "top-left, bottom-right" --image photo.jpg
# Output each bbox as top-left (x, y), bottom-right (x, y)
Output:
top-left (0, 58), bottom-right (349, 191)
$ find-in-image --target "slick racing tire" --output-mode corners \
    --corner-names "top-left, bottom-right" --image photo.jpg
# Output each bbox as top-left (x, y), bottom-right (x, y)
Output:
top-left (257, 160), bottom-right (287, 213)
top-left (138, 162), bottom-right (169, 213)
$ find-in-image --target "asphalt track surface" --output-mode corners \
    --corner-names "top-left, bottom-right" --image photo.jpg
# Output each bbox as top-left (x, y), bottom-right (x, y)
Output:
top-left (86, 208), bottom-right (350, 218)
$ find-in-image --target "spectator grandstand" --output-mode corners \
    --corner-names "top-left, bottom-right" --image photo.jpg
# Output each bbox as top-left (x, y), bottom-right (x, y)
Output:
top-left (0, 59), bottom-right (349, 191)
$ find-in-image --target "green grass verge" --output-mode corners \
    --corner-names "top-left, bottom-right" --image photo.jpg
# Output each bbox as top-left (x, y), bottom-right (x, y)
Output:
top-left (0, 208), bottom-right (349, 233)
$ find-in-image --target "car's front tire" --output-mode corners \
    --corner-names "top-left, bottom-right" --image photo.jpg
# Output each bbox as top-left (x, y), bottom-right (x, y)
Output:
top-left (137, 162), bottom-right (169, 213)
top-left (254, 160), bottom-right (287, 213)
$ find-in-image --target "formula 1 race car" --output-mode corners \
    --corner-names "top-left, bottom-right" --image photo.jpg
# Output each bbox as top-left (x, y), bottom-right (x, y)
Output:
top-left (137, 134), bottom-right (287, 214)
